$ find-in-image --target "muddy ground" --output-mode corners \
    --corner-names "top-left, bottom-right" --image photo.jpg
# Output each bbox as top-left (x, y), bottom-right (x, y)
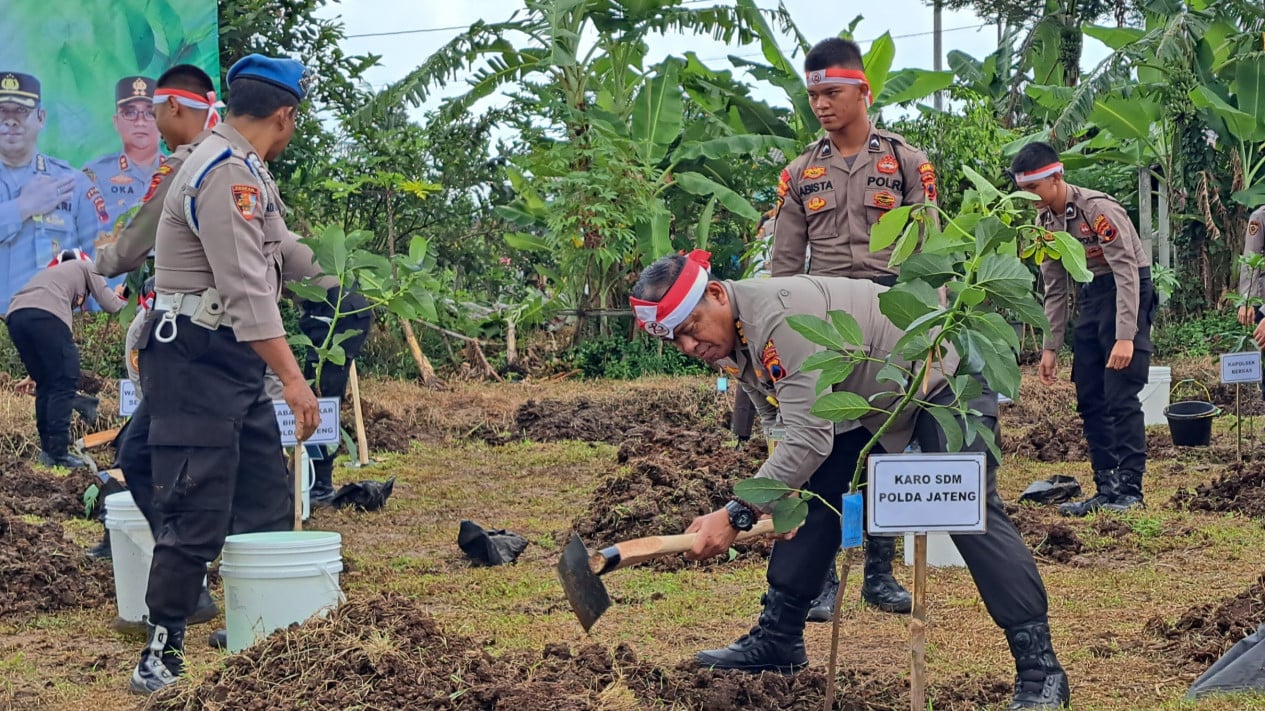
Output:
top-left (1171, 462), bottom-right (1265, 518)
top-left (0, 516), bottom-right (113, 617)
top-left (0, 457), bottom-right (93, 519)
top-left (1006, 505), bottom-right (1132, 566)
top-left (147, 593), bottom-right (1008, 711)
top-left (1145, 574), bottom-right (1265, 673)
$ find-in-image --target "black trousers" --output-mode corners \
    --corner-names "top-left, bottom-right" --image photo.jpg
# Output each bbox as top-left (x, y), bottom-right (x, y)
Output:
top-left (117, 400), bottom-right (158, 534)
top-left (299, 290), bottom-right (371, 472)
top-left (765, 385), bottom-right (1049, 630)
top-left (8, 308), bottom-right (79, 455)
top-left (1071, 270), bottom-right (1156, 473)
top-left (137, 314), bottom-right (293, 626)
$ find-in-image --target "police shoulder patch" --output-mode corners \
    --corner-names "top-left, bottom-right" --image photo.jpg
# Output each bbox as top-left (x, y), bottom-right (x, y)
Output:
top-left (1092, 214), bottom-right (1118, 243)
top-left (917, 162), bottom-right (936, 184)
top-left (83, 167), bottom-right (97, 183)
top-left (87, 186), bottom-right (108, 222)
top-left (142, 164), bottom-right (174, 204)
top-left (1251, 220), bottom-right (1261, 237)
top-left (232, 184), bottom-right (261, 221)
top-left (761, 340), bottom-right (786, 382)
top-left (777, 168), bottom-right (790, 198)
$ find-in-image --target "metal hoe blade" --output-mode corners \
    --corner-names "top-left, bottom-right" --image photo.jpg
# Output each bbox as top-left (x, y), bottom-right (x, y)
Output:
top-left (557, 534), bottom-right (610, 632)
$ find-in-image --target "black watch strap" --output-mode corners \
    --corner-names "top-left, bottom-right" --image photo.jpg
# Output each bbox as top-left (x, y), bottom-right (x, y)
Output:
top-left (725, 499), bottom-right (756, 531)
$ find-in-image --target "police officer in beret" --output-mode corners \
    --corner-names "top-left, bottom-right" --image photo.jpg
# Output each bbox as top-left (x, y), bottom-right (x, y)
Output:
top-left (0, 71), bottom-right (107, 313)
top-left (129, 54), bottom-right (318, 694)
top-left (82, 76), bottom-right (163, 257)
top-left (629, 251), bottom-right (1070, 710)
top-left (767, 37), bottom-right (941, 619)
top-left (1013, 142), bottom-right (1156, 518)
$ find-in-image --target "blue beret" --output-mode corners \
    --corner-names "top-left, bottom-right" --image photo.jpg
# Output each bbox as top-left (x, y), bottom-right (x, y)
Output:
top-left (227, 54), bottom-right (309, 101)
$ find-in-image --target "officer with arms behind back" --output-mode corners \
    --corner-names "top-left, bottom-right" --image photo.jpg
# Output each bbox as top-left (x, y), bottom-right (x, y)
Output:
top-left (629, 251), bottom-right (1070, 710)
top-left (0, 71), bottom-right (107, 313)
top-left (1012, 142), bottom-right (1155, 518)
top-left (767, 37), bottom-right (942, 619)
top-left (129, 54), bottom-right (319, 694)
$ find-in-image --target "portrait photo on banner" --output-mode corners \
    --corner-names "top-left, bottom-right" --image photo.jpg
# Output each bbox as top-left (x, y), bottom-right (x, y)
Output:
top-left (0, 0), bottom-right (219, 310)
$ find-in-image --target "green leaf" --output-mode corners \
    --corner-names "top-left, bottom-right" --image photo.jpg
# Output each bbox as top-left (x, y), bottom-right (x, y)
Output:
top-left (925, 406), bottom-right (964, 453)
top-left (974, 215), bottom-right (1010, 254)
top-left (1232, 54), bottom-right (1265, 142)
top-left (83, 483), bottom-right (100, 519)
top-left (674, 134), bottom-right (801, 162)
top-left (800, 350), bottom-right (845, 373)
top-left (962, 165), bottom-right (1002, 204)
top-left (734, 477), bottom-right (794, 505)
top-left (1083, 24), bottom-right (1145, 50)
top-left (631, 62), bottom-right (684, 164)
top-left (635, 205), bottom-right (673, 259)
top-left (874, 68), bottom-right (953, 107)
top-left (504, 232), bottom-right (549, 252)
top-left (287, 281), bottom-right (329, 304)
top-left (770, 495), bottom-right (809, 534)
top-left (878, 280), bottom-right (941, 330)
top-left (673, 172), bottom-right (759, 221)
top-left (1190, 85), bottom-right (1259, 141)
top-left (889, 220), bottom-right (921, 267)
top-left (862, 32), bottom-right (896, 99)
top-left (811, 391), bottom-right (873, 422)
top-left (870, 205), bottom-right (914, 252)
top-left (876, 362), bottom-right (909, 388)
top-left (694, 197), bottom-right (716, 251)
top-left (971, 419), bottom-right (1002, 464)
top-left (815, 358), bottom-right (857, 395)
top-left (894, 330), bottom-right (934, 361)
top-left (974, 253), bottom-right (1034, 299)
top-left (786, 314), bottom-right (846, 351)
top-left (829, 310), bottom-right (863, 347)
top-left (950, 374), bottom-right (985, 403)
top-left (972, 312), bottom-right (1021, 354)
top-left (959, 286), bottom-right (986, 306)
top-left (899, 252), bottom-right (957, 287)
top-left (1048, 231), bottom-right (1092, 282)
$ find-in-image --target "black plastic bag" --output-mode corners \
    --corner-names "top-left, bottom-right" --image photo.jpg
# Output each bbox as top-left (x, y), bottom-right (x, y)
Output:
top-left (1018, 475), bottom-right (1082, 505)
top-left (331, 476), bottom-right (395, 511)
top-left (458, 519), bottom-right (528, 566)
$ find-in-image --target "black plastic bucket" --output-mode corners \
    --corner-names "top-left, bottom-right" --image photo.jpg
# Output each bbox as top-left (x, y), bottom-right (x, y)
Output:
top-left (1163, 400), bottom-right (1218, 447)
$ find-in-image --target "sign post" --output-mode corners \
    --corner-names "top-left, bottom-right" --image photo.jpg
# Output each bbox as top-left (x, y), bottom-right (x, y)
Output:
top-left (272, 397), bottom-right (341, 530)
top-left (867, 452), bottom-right (988, 711)
top-left (1221, 351), bottom-right (1262, 462)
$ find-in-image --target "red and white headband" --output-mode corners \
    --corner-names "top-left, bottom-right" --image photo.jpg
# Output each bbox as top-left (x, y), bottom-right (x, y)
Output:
top-left (47, 248), bottom-right (88, 267)
top-left (805, 68), bottom-right (872, 105)
top-left (630, 250), bottom-right (712, 339)
top-left (1013, 161), bottom-right (1063, 183)
top-left (154, 88), bottom-right (224, 129)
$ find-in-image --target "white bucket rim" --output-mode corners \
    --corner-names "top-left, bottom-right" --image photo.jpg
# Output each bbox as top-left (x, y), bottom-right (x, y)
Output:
top-left (224, 531), bottom-right (341, 548)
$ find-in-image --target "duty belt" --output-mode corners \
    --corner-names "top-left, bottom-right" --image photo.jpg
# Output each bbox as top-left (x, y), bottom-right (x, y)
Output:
top-left (152, 291), bottom-right (226, 342)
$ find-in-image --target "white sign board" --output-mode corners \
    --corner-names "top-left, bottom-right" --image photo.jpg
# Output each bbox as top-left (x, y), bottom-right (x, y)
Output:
top-left (1220, 351), bottom-right (1262, 384)
top-left (119, 380), bottom-right (140, 417)
top-left (273, 397), bottom-right (342, 447)
top-left (867, 453), bottom-right (988, 535)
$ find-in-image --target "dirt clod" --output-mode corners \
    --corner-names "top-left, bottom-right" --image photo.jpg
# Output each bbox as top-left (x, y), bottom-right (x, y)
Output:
top-left (149, 593), bottom-right (1008, 711)
top-left (0, 456), bottom-right (93, 519)
top-left (488, 388), bottom-right (731, 446)
top-left (347, 398), bottom-right (429, 453)
top-left (0, 516), bottom-right (113, 616)
top-left (1145, 573), bottom-right (1265, 672)
top-left (1171, 462), bottom-right (1265, 518)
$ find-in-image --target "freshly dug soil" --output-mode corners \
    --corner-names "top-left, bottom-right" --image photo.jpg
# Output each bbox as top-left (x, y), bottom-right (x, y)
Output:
top-left (346, 397), bottom-right (428, 453)
top-left (1144, 573), bottom-right (1265, 672)
top-left (1001, 416), bottom-right (1087, 463)
top-left (0, 456), bottom-right (93, 519)
top-left (1145, 429), bottom-right (1241, 466)
top-left (1008, 506), bottom-right (1085, 564)
top-left (1170, 462), bottom-right (1265, 518)
top-left (563, 426), bottom-right (770, 571)
top-left (78, 370), bottom-right (107, 395)
top-left (0, 516), bottom-right (113, 616)
top-left (148, 593), bottom-right (1008, 711)
top-left (488, 387), bottom-right (731, 446)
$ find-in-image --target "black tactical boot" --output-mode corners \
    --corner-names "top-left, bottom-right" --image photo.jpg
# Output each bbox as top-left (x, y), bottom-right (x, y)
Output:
top-left (130, 620), bottom-right (185, 694)
top-left (187, 584), bottom-right (219, 625)
top-left (860, 535), bottom-right (912, 614)
top-left (208, 628), bottom-right (227, 649)
top-left (1004, 618), bottom-right (1070, 709)
top-left (1058, 469), bottom-right (1118, 517)
top-left (696, 587), bottom-right (811, 673)
top-left (310, 456), bottom-right (336, 507)
top-left (86, 527), bottom-right (112, 560)
top-left (37, 449), bottom-right (86, 469)
top-left (807, 561), bottom-right (840, 622)
top-left (1101, 469), bottom-right (1144, 512)
top-left (72, 394), bottom-right (99, 425)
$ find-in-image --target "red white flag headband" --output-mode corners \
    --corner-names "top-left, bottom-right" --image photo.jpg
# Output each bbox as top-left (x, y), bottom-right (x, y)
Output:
top-left (154, 88), bottom-right (224, 129)
top-left (630, 250), bottom-right (712, 339)
top-left (1012, 161), bottom-right (1063, 183)
top-left (805, 68), bottom-right (872, 105)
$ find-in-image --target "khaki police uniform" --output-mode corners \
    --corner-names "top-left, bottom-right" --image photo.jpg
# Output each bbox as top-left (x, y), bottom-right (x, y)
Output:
top-left (1038, 184), bottom-right (1155, 477)
top-left (6, 259), bottom-right (124, 456)
top-left (1239, 205), bottom-right (1265, 398)
top-left (725, 275), bottom-right (1049, 629)
top-left (82, 76), bottom-right (161, 244)
top-left (134, 121), bottom-right (295, 628)
top-left (771, 128), bottom-right (937, 282)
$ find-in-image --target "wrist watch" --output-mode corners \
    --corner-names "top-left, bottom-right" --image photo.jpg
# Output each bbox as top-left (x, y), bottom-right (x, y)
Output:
top-left (725, 500), bottom-right (756, 531)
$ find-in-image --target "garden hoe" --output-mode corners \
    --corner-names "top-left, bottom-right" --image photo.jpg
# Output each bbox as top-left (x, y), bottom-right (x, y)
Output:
top-left (557, 518), bottom-right (775, 632)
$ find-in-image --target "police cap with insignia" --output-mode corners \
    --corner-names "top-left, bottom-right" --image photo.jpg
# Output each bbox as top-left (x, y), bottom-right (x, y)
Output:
top-left (115, 76), bottom-right (155, 106)
top-left (0, 72), bottom-right (40, 108)
top-left (227, 54), bottom-right (311, 101)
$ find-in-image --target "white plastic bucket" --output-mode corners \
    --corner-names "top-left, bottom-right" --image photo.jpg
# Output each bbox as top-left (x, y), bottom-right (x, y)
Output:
top-left (903, 532), bottom-right (966, 568)
top-left (1138, 366), bottom-right (1172, 427)
top-left (104, 491), bottom-right (155, 632)
top-left (220, 531), bottom-right (343, 652)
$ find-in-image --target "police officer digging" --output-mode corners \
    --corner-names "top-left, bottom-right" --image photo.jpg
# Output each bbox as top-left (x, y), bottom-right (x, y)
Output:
top-left (768, 37), bottom-right (942, 619)
top-left (129, 55), bottom-right (318, 694)
top-left (629, 251), bottom-right (1070, 709)
top-left (6, 250), bottom-right (124, 468)
top-left (1013, 142), bottom-right (1156, 517)
top-left (0, 72), bottom-right (107, 313)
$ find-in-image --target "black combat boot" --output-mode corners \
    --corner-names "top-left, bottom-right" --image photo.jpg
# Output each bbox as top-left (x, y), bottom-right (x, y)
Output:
top-left (208, 628), bottom-right (227, 649)
top-left (187, 584), bottom-right (219, 625)
top-left (807, 562), bottom-right (840, 622)
top-left (130, 620), bottom-right (185, 694)
top-left (1101, 469), bottom-right (1144, 512)
top-left (86, 527), bottom-right (112, 559)
top-left (1004, 618), bottom-right (1070, 709)
top-left (1058, 469), bottom-right (1118, 517)
top-left (860, 535), bottom-right (912, 614)
top-left (310, 456), bottom-right (336, 507)
top-left (37, 435), bottom-right (85, 469)
top-left (696, 587), bottom-right (812, 673)
top-left (71, 394), bottom-right (99, 425)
